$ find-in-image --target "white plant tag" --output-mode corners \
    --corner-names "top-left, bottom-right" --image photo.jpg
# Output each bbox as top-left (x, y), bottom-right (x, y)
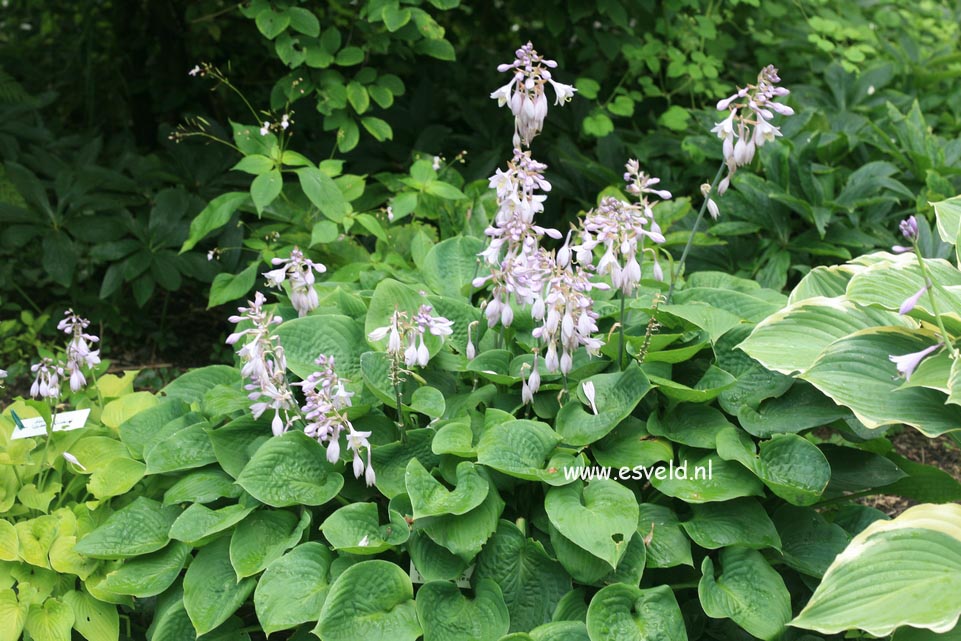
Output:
top-left (11, 409), bottom-right (91, 440)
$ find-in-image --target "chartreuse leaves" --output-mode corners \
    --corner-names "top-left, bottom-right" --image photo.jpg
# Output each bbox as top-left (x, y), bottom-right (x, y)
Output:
top-left (183, 537), bottom-right (255, 635)
top-left (416, 579), bottom-right (510, 641)
top-left (254, 542), bottom-right (332, 635)
top-left (62, 589), bottom-right (119, 641)
top-left (792, 503), bottom-right (961, 637)
top-left (236, 430), bottom-right (343, 507)
top-left (545, 480), bottom-right (638, 569)
top-left (699, 548), bottom-right (792, 641)
top-left (315, 560), bottom-right (421, 641)
top-left (586, 584), bottom-right (687, 641)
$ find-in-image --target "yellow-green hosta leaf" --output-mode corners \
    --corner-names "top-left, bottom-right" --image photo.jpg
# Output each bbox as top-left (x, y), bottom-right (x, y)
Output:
top-left (0, 588), bottom-right (28, 641)
top-left (62, 589), bottom-right (118, 641)
top-left (738, 296), bottom-right (913, 375)
top-left (48, 536), bottom-right (98, 580)
top-left (792, 503), bottom-right (961, 637)
top-left (416, 579), bottom-right (510, 641)
top-left (87, 457), bottom-right (146, 500)
top-left (25, 598), bottom-right (74, 641)
top-left (100, 392), bottom-right (158, 430)
top-left (699, 548), bottom-right (791, 641)
top-left (801, 327), bottom-right (961, 436)
top-left (586, 584), bottom-right (687, 641)
top-left (315, 560), bottom-right (421, 641)
top-left (0, 520), bottom-right (17, 562)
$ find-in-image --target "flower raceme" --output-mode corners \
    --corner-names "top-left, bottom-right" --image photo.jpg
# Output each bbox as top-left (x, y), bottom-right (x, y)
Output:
top-left (490, 42), bottom-right (576, 148)
top-left (30, 309), bottom-right (100, 399)
top-left (263, 247), bottom-right (326, 317)
top-left (711, 65), bottom-right (794, 194)
top-left (297, 355), bottom-right (375, 486)
top-left (368, 304), bottom-right (455, 368)
top-left (227, 292), bottom-right (297, 436)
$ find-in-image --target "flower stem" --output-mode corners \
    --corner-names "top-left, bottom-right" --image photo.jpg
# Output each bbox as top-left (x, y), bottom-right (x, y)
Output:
top-left (914, 246), bottom-right (958, 359)
top-left (666, 162), bottom-right (726, 302)
top-left (36, 403), bottom-right (57, 490)
top-left (618, 294), bottom-right (626, 370)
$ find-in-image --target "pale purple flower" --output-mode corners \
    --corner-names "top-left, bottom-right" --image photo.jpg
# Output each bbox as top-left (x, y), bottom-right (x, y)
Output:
top-left (263, 247), bottom-right (326, 317)
top-left (58, 309), bottom-right (100, 392)
top-left (890, 343), bottom-right (941, 381)
top-left (228, 292), bottom-right (297, 435)
top-left (899, 285), bottom-right (928, 315)
top-left (30, 358), bottom-right (63, 400)
top-left (369, 305), bottom-right (454, 368)
top-left (900, 216), bottom-right (919, 242)
top-left (491, 42), bottom-right (576, 147)
top-left (712, 65), bottom-right (793, 194)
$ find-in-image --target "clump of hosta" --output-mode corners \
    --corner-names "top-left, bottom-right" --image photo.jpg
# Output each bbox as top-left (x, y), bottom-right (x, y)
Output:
top-left (368, 304), bottom-right (454, 368)
top-left (227, 291), bottom-right (297, 436)
top-left (490, 41), bottom-right (576, 147)
top-left (711, 64), bottom-right (794, 194)
top-left (298, 355), bottom-right (375, 486)
top-left (29, 309), bottom-right (100, 400)
top-left (263, 246), bottom-right (326, 317)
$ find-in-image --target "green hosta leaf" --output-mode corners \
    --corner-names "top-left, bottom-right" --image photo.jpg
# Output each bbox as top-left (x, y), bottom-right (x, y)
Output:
top-left (371, 429), bottom-right (439, 498)
top-left (421, 236), bottom-right (485, 298)
top-left (168, 501), bottom-right (257, 545)
top-left (474, 521), bottom-right (571, 632)
top-left (163, 468), bottom-right (242, 506)
top-left (681, 499), bottom-right (781, 550)
top-left (407, 531), bottom-right (470, 582)
top-left (545, 480), bottom-right (639, 569)
top-left (321, 502), bottom-right (409, 554)
top-left (772, 505), bottom-right (850, 578)
top-left (275, 314), bottom-right (367, 381)
top-left (555, 365), bottom-right (651, 446)
top-left (416, 579), bottom-right (510, 641)
top-left (236, 431), bottom-right (344, 507)
top-left (550, 526), bottom-right (645, 586)
top-left (715, 325), bottom-right (794, 414)
top-left (646, 405), bottom-right (734, 449)
top-left (145, 422), bottom-right (217, 474)
top-left (586, 584), bottom-right (687, 641)
top-left (361, 116), bottom-right (393, 141)
top-left (410, 386), bottom-right (446, 419)
top-left (418, 486), bottom-right (504, 560)
top-left (651, 451), bottom-right (764, 504)
top-left (847, 255), bottom-right (961, 326)
top-left (792, 504), bottom-right (961, 637)
top-left (592, 418), bottom-right (673, 470)
top-left (738, 297), bottom-right (912, 375)
top-left (406, 459), bottom-right (489, 519)
top-left (637, 504), bottom-right (692, 568)
top-left (181, 192), bottom-right (248, 253)
top-left (717, 429), bottom-right (831, 505)
top-left (822, 445), bottom-right (906, 494)
top-left (803, 327), bottom-right (961, 436)
top-left (208, 417), bottom-right (271, 479)
top-left (251, 170), bottom-right (282, 214)
top-left (118, 400), bottom-right (191, 459)
top-left (254, 542), bottom-right (332, 635)
top-left (315, 560), bottom-right (421, 641)
top-left (297, 167), bottom-right (351, 222)
top-left (75, 498), bottom-right (180, 559)
top-left (183, 538), bottom-right (256, 635)
top-left (230, 509), bottom-right (308, 578)
top-left (476, 419), bottom-right (562, 480)
top-left (885, 454), bottom-right (961, 503)
top-left (699, 548), bottom-right (791, 641)
top-left (62, 589), bottom-right (118, 641)
top-left (25, 598), bottom-right (74, 641)
top-left (161, 366), bottom-right (240, 405)
top-left (97, 542), bottom-right (190, 597)
top-left (737, 383), bottom-right (850, 438)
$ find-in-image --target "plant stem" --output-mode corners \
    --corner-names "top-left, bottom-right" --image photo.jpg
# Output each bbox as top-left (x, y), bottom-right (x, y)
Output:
top-left (36, 402), bottom-right (57, 490)
top-left (666, 162), bottom-right (726, 302)
top-left (914, 245), bottom-right (959, 359)
top-left (617, 294), bottom-right (626, 370)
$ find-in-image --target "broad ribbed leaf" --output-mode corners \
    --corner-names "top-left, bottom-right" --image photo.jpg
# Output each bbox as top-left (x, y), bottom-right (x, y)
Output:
top-left (254, 542), bottom-right (332, 634)
top-left (275, 314), bottom-right (366, 380)
top-left (586, 584), bottom-right (687, 641)
top-left (74, 498), bottom-right (180, 559)
top-left (236, 431), bottom-right (343, 507)
top-left (545, 480), bottom-right (638, 569)
top-left (183, 538), bottom-right (255, 635)
top-left (416, 579), bottom-right (510, 641)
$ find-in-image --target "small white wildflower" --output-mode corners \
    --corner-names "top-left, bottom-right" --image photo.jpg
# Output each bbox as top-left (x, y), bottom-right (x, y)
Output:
top-left (188, 65), bottom-right (201, 77)
top-left (62, 452), bottom-right (86, 471)
top-left (260, 121), bottom-right (270, 136)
